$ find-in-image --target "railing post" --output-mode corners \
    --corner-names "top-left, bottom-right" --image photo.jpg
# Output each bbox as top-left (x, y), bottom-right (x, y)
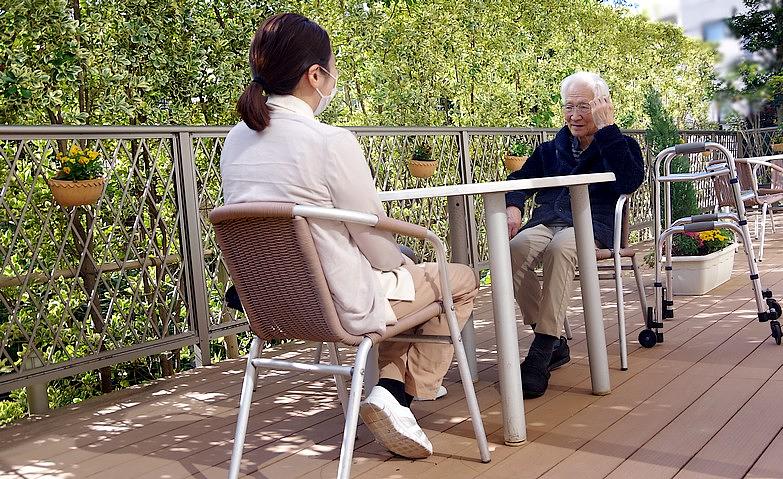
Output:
top-left (23, 357), bottom-right (49, 415)
top-left (460, 130), bottom-right (481, 267)
top-left (174, 132), bottom-right (212, 367)
top-left (453, 130), bottom-right (479, 382)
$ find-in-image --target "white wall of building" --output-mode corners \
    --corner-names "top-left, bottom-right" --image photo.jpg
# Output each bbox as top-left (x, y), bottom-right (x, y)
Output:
top-left (635, 0), bottom-right (750, 123)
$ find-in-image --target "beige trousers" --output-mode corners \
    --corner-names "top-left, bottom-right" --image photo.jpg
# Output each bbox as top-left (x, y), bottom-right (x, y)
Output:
top-left (379, 262), bottom-right (478, 399)
top-left (509, 224), bottom-right (579, 338)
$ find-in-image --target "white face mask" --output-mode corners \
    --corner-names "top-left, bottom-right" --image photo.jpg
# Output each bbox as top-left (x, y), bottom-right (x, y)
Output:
top-left (314, 66), bottom-right (338, 116)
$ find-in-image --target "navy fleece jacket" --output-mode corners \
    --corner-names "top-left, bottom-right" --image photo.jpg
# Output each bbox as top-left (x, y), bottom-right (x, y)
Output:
top-left (505, 124), bottom-right (645, 248)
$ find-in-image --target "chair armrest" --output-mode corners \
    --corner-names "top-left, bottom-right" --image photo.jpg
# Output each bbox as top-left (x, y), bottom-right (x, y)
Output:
top-left (736, 159), bottom-right (783, 201)
top-left (290, 204), bottom-right (454, 303)
top-left (370, 217), bottom-right (456, 317)
top-left (613, 194), bottom-right (628, 253)
top-left (375, 216), bottom-right (429, 239)
top-left (291, 204), bottom-right (431, 239)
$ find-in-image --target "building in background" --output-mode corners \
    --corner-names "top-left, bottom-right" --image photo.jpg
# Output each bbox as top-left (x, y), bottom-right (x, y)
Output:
top-left (636, 0), bottom-right (749, 124)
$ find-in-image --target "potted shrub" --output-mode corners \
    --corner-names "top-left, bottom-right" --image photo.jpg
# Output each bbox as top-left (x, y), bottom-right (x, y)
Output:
top-left (670, 228), bottom-right (736, 295)
top-left (408, 142), bottom-right (436, 178)
top-left (47, 144), bottom-right (105, 207)
top-left (771, 124), bottom-right (783, 153)
top-left (504, 141), bottom-right (533, 171)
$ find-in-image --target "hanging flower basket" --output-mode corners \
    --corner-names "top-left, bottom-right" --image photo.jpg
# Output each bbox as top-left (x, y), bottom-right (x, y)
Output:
top-left (504, 155), bottom-right (528, 172)
top-left (408, 159), bottom-right (437, 178)
top-left (47, 177), bottom-right (106, 207)
top-left (48, 145), bottom-right (105, 207)
top-left (408, 143), bottom-right (436, 178)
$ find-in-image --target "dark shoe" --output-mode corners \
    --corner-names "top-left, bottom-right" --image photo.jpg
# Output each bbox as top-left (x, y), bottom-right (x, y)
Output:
top-left (548, 336), bottom-right (571, 371)
top-left (225, 285), bottom-right (244, 312)
top-left (520, 358), bottom-right (551, 399)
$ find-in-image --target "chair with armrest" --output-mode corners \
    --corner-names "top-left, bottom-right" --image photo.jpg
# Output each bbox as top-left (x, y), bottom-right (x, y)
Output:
top-left (209, 202), bottom-right (490, 479)
top-left (561, 194), bottom-right (648, 371)
top-left (711, 156), bottom-right (783, 261)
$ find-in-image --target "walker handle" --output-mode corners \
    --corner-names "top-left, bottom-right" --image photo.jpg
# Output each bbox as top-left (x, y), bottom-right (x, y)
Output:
top-left (684, 221), bottom-right (715, 233)
top-left (674, 142), bottom-right (707, 154)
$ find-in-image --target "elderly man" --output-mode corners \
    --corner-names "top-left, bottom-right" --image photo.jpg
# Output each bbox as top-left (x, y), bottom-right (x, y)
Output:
top-left (505, 71), bottom-right (645, 398)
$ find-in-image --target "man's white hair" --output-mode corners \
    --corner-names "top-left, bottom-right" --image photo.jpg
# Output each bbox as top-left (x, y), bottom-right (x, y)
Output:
top-left (560, 71), bottom-right (610, 102)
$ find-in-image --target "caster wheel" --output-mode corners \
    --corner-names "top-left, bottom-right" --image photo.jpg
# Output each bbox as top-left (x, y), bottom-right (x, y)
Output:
top-left (767, 299), bottom-right (782, 321)
top-left (638, 329), bottom-right (657, 348)
top-left (771, 321), bottom-right (782, 345)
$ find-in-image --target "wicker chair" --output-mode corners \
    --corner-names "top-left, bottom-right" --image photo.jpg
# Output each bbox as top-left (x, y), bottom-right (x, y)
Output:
top-left (710, 157), bottom-right (783, 261)
top-left (209, 202), bottom-right (490, 479)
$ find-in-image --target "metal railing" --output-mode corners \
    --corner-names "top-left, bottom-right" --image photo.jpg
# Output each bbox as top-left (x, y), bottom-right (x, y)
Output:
top-left (0, 125), bottom-right (753, 393)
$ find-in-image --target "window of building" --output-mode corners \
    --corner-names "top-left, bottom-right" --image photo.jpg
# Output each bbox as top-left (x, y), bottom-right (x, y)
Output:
top-left (660, 15), bottom-right (677, 24)
top-left (703, 19), bottom-right (730, 42)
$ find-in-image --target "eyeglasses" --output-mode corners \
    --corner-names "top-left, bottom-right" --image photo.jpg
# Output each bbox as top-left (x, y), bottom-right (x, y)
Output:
top-left (563, 103), bottom-right (591, 115)
top-left (319, 65), bottom-right (339, 82)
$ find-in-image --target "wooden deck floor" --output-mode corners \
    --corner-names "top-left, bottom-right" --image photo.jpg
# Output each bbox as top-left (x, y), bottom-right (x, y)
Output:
top-left (3, 237), bottom-right (783, 479)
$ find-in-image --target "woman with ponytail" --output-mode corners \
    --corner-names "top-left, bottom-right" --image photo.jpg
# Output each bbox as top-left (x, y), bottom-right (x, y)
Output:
top-left (221, 13), bottom-right (479, 460)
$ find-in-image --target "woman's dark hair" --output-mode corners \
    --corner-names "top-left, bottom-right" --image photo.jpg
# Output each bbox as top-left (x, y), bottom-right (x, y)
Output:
top-left (237, 13), bottom-right (332, 131)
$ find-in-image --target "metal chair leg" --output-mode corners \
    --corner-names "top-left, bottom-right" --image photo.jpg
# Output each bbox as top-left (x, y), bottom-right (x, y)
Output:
top-left (444, 305), bottom-right (492, 462)
top-left (760, 203), bottom-right (768, 262)
top-left (313, 342), bottom-right (324, 364)
top-left (460, 313), bottom-right (479, 383)
top-left (614, 256), bottom-right (628, 371)
top-left (754, 207), bottom-right (760, 238)
top-left (228, 337), bottom-right (263, 479)
top-left (328, 342), bottom-right (349, 417)
top-left (631, 255), bottom-right (648, 313)
top-left (362, 344), bottom-right (379, 397)
top-left (563, 317), bottom-right (573, 340)
top-left (337, 338), bottom-right (373, 479)
top-left (770, 205), bottom-right (776, 233)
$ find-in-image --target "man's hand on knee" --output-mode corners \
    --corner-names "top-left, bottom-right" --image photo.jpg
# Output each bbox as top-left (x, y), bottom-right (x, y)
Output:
top-left (507, 206), bottom-right (522, 239)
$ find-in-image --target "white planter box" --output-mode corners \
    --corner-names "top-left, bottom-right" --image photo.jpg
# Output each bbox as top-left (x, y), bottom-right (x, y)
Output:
top-left (671, 245), bottom-right (737, 296)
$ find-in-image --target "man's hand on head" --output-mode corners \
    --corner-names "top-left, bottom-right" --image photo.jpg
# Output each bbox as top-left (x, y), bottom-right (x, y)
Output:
top-left (590, 86), bottom-right (615, 130)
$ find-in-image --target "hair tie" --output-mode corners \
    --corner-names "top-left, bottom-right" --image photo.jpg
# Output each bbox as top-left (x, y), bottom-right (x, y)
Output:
top-left (252, 76), bottom-right (269, 90)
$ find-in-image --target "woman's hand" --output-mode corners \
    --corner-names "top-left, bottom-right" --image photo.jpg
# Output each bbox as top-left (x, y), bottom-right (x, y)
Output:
top-left (507, 206), bottom-right (522, 239)
top-left (590, 87), bottom-right (615, 130)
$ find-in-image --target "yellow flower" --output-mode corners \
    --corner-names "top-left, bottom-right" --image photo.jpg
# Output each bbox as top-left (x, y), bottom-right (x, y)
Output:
top-left (67, 157), bottom-right (75, 163)
top-left (69, 145), bottom-right (79, 155)
top-left (63, 166), bottom-right (71, 174)
top-left (79, 158), bottom-right (86, 164)
top-left (88, 151), bottom-right (99, 159)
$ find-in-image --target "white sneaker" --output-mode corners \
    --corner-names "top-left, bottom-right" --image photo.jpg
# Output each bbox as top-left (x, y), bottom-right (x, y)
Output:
top-left (359, 386), bottom-right (433, 458)
top-left (413, 385), bottom-right (448, 401)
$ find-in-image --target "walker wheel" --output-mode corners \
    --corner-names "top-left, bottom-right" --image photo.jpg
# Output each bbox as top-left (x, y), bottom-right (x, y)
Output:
top-left (771, 321), bottom-right (782, 346)
top-left (638, 329), bottom-right (657, 348)
top-left (767, 299), bottom-right (782, 321)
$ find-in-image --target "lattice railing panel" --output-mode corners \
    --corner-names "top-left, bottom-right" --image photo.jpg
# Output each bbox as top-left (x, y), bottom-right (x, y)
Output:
top-left (356, 132), bottom-right (463, 262)
top-left (0, 135), bottom-right (189, 387)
